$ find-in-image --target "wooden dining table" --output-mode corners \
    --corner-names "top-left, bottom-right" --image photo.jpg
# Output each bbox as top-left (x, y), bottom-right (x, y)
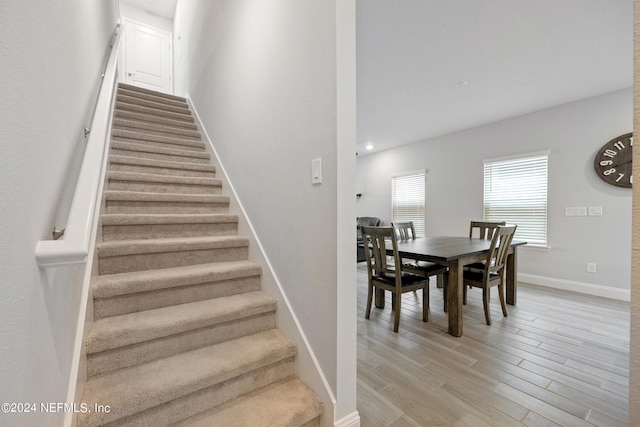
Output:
top-left (377, 236), bottom-right (526, 337)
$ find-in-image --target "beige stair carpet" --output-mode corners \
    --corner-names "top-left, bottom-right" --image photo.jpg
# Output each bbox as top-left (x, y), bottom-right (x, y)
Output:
top-left (77, 83), bottom-right (323, 427)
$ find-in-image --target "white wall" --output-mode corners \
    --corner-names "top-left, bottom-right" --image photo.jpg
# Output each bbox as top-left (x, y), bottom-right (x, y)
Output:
top-left (0, 1), bottom-right (117, 426)
top-left (173, 1), bottom-right (358, 425)
top-left (357, 89), bottom-right (632, 298)
top-left (118, 1), bottom-right (173, 33)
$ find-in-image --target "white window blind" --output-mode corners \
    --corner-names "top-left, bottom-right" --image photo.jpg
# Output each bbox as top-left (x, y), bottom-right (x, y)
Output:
top-left (392, 172), bottom-right (425, 237)
top-left (484, 153), bottom-right (548, 245)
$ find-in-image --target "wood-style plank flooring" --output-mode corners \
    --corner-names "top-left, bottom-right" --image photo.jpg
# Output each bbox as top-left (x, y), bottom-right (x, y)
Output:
top-left (356, 264), bottom-right (629, 426)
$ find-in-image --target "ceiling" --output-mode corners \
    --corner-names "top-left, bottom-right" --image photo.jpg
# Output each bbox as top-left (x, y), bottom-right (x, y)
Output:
top-left (357, 0), bottom-right (633, 155)
top-left (120, 0), bottom-right (177, 19)
top-left (120, 1), bottom-right (633, 156)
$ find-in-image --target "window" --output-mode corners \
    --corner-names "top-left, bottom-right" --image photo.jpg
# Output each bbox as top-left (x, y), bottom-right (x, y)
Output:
top-left (483, 152), bottom-right (548, 246)
top-left (392, 171), bottom-right (425, 237)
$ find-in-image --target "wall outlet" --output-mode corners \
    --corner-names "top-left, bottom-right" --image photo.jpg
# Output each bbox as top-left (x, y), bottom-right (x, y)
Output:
top-left (588, 206), bottom-right (603, 216)
top-left (565, 206), bottom-right (587, 216)
top-left (587, 262), bottom-right (597, 273)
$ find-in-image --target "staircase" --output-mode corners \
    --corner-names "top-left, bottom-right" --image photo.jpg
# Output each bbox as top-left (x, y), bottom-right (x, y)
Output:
top-left (77, 83), bottom-right (324, 426)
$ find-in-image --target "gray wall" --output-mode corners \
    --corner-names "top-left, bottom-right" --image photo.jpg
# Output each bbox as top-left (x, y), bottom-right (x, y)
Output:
top-left (172, 2), bottom-right (357, 422)
top-left (0, 1), bottom-right (118, 426)
top-left (119, 1), bottom-right (173, 32)
top-left (357, 89), bottom-right (632, 296)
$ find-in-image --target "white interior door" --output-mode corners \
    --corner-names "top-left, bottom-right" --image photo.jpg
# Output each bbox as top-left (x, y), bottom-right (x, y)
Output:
top-left (123, 19), bottom-right (172, 94)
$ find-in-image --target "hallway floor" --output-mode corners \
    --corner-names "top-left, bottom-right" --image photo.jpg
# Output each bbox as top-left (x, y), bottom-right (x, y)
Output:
top-left (356, 263), bottom-right (629, 426)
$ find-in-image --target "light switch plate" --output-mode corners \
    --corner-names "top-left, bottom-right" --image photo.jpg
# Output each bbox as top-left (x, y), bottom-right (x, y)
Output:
top-left (312, 158), bottom-right (322, 184)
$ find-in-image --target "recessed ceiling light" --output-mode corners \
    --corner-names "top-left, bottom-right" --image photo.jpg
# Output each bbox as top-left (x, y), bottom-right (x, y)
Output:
top-left (366, 143), bottom-right (374, 150)
top-left (456, 80), bottom-right (469, 87)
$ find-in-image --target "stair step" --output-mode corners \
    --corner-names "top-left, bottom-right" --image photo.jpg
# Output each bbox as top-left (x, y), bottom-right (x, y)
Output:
top-left (109, 154), bottom-right (216, 178)
top-left (107, 171), bottom-right (222, 194)
top-left (93, 261), bottom-right (262, 318)
top-left (104, 191), bottom-right (230, 214)
top-left (118, 83), bottom-right (187, 103)
top-left (116, 101), bottom-right (193, 123)
top-left (118, 87), bottom-right (189, 109)
top-left (112, 136), bottom-right (205, 153)
top-left (113, 117), bottom-right (201, 141)
top-left (111, 140), bottom-right (210, 164)
top-left (77, 329), bottom-right (297, 427)
top-left (114, 109), bottom-right (199, 131)
top-left (86, 291), bottom-right (277, 376)
top-left (116, 93), bottom-right (191, 116)
top-left (102, 213), bottom-right (238, 240)
top-left (112, 128), bottom-right (206, 151)
top-left (97, 236), bottom-right (250, 274)
top-left (175, 377), bottom-right (324, 427)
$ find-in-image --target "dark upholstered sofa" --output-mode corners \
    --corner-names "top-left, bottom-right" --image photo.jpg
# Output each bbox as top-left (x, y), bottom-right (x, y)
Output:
top-left (356, 217), bottom-right (381, 262)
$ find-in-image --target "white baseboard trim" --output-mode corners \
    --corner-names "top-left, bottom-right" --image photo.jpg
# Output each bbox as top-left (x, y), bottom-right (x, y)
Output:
top-left (335, 411), bottom-right (361, 427)
top-left (518, 273), bottom-right (630, 302)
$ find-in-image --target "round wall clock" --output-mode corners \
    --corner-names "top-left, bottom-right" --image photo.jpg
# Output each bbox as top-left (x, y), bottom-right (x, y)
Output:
top-left (593, 132), bottom-right (633, 188)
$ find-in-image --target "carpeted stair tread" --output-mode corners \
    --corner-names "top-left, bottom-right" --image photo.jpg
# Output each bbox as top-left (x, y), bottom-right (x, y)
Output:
top-left (175, 377), bottom-right (324, 427)
top-left (116, 101), bottom-right (194, 123)
top-left (86, 291), bottom-right (277, 354)
top-left (77, 329), bottom-right (297, 427)
top-left (101, 213), bottom-right (237, 226)
top-left (111, 140), bottom-right (210, 160)
top-left (115, 109), bottom-right (199, 130)
top-left (118, 82), bottom-right (187, 103)
top-left (112, 128), bottom-right (206, 150)
top-left (104, 190), bottom-right (231, 214)
top-left (98, 235), bottom-right (249, 257)
top-left (97, 236), bottom-right (249, 274)
top-left (116, 93), bottom-right (191, 116)
top-left (107, 171), bottom-right (221, 187)
top-left (93, 260), bottom-right (261, 299)
top-left (112, 137), bottom-right (205, 153)
top-left (113, 117), bottom-right (201, 140)
top-left (117, 88), bottom-right (189, 108)
top-left (109, 154), bottom-right (216, 173)
top-left (101, 213), bottom-right (238, 240)
top-left (117, 88), bottom-right (190, 110)
top-left (104, 190), bottom-right (229, 204)
top-left (101, 213), bottom-right (236, 239)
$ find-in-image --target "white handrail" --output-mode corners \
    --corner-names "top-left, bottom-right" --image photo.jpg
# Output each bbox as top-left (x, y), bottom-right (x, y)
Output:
top-left (35, 27), bottom-right (123, 268)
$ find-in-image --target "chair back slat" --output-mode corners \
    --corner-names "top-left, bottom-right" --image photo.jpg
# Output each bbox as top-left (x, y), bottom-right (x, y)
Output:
top-left (370, 232), bottom-right (388, 272)
top-left (392, 221), bottom-right (416, 241)
top-left (469, 220), bottom-right (506, 240)
top-left (361, 226), bottom-right (400, 278)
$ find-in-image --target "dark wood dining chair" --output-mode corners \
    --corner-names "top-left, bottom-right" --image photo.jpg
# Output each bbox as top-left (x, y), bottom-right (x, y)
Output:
top-left (469, 220), bottom-right (506, 240)
top-left (392, 221), bottom-right (418, 241)
top-left (463, 224), bottom-right (517, 325)
top-left (466, 221), bottom-right (507, 272)
top-left (392, 221), bottom-right (448, 306)
top-left (361, 226), bottom-right (431, 332)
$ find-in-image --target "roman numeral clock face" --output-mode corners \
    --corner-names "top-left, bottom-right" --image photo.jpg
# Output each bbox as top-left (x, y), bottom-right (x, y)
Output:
top-left (594, 132), bottom-right (633, 188)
